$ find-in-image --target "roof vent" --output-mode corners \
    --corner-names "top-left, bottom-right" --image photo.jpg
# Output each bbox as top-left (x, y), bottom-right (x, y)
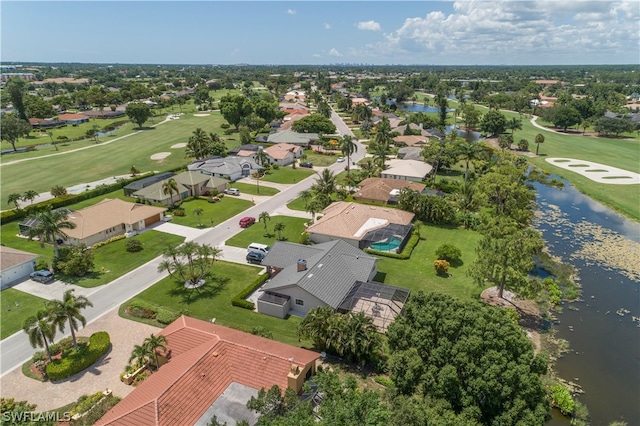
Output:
top-left (212, 352), bottom-right (219, 357)
top-left (297, 259), bottom-right (307, 272)
top-left (317, 263), bottom-right (323, 268)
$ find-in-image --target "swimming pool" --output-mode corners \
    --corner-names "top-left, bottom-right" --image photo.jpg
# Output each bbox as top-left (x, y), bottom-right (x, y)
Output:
top-left (370, 236), bottom-right (403, 252)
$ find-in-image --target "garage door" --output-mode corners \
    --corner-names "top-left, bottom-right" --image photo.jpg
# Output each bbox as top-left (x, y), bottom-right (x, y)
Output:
top-left (144, 214), bottom-right (160, 227)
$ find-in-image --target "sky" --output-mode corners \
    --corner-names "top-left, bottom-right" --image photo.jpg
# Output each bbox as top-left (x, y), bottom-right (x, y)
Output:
top-left (1, 1), bottom-right (638, 66)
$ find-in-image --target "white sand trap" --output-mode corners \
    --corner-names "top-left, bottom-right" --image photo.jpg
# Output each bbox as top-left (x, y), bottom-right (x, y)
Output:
top-left (546, 158), bottom-right (640, 184)
top-left (193, 113), bottom-right (210, 117)
top-left (151, 152), bottom-right (171, 160)
top-left (170, 143), bottom-right (187, 149)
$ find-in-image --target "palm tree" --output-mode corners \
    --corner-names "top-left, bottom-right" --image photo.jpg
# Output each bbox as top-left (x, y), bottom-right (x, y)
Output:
top-left (373, 116), bottom-right (392, 148)
top-left (340, 135), bottom-right (358, 174)
top-left (186, 128), bottom-right (210, 160)
top-left (273, 222), bottom-right (286, 241)
top-left (455, 140), bottom-right (483, 183)
top-left (259, 211), bottom-right (271, 235)
top-left (23, 309), bottom-right (56, 362)
top-left (129, 344), bottom-right (151, 369)
top-left (7, 193), bottom-right (22, 210)
top-left (312, 169), bottom-right (337, 197)
top-left (47, 131), bottom-right (58, 151)
top-left (534, 133), bottom-right (545, 155)
top-left (507, 117), bottom-right (522, 136)
top-left (158, 242), bottom-right (221, 287)
top-left (22, 190), bottom-right (39, 205)
top-left (193, 207), bottom-right (204, 227)
top-left (27, 206), bottom-right (77, 258)
top-left (306, 197), bottom-right (326, 224)
top-left (254, 148), bottom-right (269, 195)
top-left (371, 142), bottom-right (390, 171)
top-left (144, 333), bottom-right (168, 369)
top-left (47, 289), bottom-right (93, 350)
top-left (162, 178), bottom-right (179, 206)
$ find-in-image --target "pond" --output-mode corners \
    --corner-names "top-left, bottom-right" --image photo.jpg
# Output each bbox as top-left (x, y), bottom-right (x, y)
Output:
top-left (397, 103), bottom-right (455, 114)
top-left (533, 179), bottom-right (640, 425)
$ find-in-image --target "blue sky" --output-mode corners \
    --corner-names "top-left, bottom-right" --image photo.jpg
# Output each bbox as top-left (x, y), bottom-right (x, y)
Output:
top-left (1, 1), bottom-right (638, 65)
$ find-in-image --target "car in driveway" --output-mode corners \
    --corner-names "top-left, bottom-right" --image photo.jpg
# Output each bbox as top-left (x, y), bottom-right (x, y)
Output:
top-left (30, 269), bottom-right (54, 283)
top-left (337, 157), bottom-right (345, 163)
top-left (300, 162), bottom-right (313, 168)
top-left (239, 216), bottom-right (256, 228)
top-left (224, 188), bottom-right (241, 196)
top-left (246, 251), bottom-right (266, 264)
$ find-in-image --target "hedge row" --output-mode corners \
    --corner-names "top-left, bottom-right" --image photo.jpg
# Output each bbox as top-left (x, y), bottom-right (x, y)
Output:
top-left (92, 234), bottom-right (126, 249)
top-left (126, 300), bottom-right (180, 325)
top-left (231, 273), bottom-right (270, 310)
top-left (46, 332), bottom-right (110, 380)
top-left (364, 230), bottom-right (420, 260)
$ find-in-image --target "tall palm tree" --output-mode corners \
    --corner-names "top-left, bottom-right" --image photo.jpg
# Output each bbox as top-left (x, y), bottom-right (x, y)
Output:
top-left (273, 222), bottom-right (285, 241)
top-left (144, 333), bottom-right (168, 369)
top-left (374, 116), bottom-right (392, 148)
top-left (47, 131), bottom-right (59, 151)
top-left (186, 128), bottom-right (210, 160)
top-left (22, 190), bottom-right (39, 205)
top-left (7, 193), bottom-right (22, 210)
top-left (47, 289), bottom-right (93, 350)
top-left (534, 133), bottom-right (545, 155)
top-left (23, 309), bottom-right (56, 362)
top-left (312, 169), bottom-right (337, 197)
top-left (193, 207), bottom-right (204, 227)
top-left (27, 206), bottom-right (77, 258)
top-left (507, 117), bottom-right (522, 136)
top-left (162, 178), bottom-right (179, 206)
top-left (129, 344), bottom-right (151, 369)
top-left (340, 135), bottom-right (358, 174)
top-left (259, 211), bottom-right (271, 235)
top-left (254, 148), bottom-right (269, 195)
top-left (455, 140), bottom-right (483, 183)
top-left (372, 142), bottom-right (390, 171)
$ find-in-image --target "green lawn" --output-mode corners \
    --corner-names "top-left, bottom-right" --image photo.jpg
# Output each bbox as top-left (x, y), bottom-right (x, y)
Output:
top-left (261, 166), bottom-right (315, 184)
top-left (230, 182), bottom-right (280, 196)
top-left (286, 196), bottom-right (307, 212)
top-left (226, 216), bottom-right (309, 248)
top-left (303, 150), bottom-right (340, 167)
top-left (169, 198), bottom-right (253, 228)
top-left (0, 289), bottom-right (49, 339)
top-left (375, 224), bottom-right (487, 301)
top-left (62, 188), bottom-right (139, 210)
top-left (122, 261), bottom-right (304, 346)
top-left (0, 113), bottom-right (233, 210)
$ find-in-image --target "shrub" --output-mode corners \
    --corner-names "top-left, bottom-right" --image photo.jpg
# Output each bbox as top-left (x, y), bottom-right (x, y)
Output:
top-left (231, 273), bottom-right (270, 310)
top-left (374, 376), bottom-right (394, 387)
top-left (92, 235), bottom-right (126, 249)
top-left (172, 208), bottom-right (186, 217)
top-left (156, 309), bottom-right (179, 325)
top-left (125, 239), bottom-right (143, 253)
top-left (299, 232), bottom-right (311, 245)
top-left (271, 164), bottom-right (280, 170)
top-left (435, 243), bottom-right (462, 263)
top-left (71, 391), bottom-right (104, 416)
top-left (220, 123), bottom-right (230, 129)
top-left (551, 384), bottom-right (575, 416)
top-left (433, 259), bottom-right (450, 276)
top-left (250, 326), bottom-right (273, 339)
top-left (50, 185), bottom-right (67, 197)
top-left (46, 332), bottom-right (110, 380)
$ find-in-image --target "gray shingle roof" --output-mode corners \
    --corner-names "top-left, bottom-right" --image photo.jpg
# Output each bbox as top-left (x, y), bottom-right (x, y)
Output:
top-left (261, 240), bottom-right (377, 309)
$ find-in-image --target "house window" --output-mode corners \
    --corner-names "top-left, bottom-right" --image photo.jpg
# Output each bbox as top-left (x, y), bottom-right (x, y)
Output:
top-left (295, 299), bottom-right (304, 306)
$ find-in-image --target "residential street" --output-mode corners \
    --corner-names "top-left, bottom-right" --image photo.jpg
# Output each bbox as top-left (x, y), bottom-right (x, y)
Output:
top-left (0, 108), bottom-right (361, 376)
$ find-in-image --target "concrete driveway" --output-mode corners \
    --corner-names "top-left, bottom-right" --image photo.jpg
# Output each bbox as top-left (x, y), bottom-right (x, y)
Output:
top-left (151, 222), bottom-right (210, 241)
top-left (13, 279), bottom-right (97, 301)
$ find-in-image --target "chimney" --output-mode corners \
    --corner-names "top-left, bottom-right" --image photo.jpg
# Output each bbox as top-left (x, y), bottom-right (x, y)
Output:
top-left (297, 259), bottom-right (307, 272)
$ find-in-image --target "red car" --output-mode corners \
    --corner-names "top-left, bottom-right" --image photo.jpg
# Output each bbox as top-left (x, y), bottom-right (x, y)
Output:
top-left (239, 216), bottom-right (256, 228)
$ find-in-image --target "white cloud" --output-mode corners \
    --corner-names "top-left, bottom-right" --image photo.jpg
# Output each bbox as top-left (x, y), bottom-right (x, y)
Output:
top-left (356, 20), bottom-right (381, 31)
top-left (329, 48), bottom-right (342, 57)
top-left (286, 9), bottom-right (296, 15)
top-left (312, 54), bottom-right (321, 58)
top-left (368, 1), bottom-right (639, 64)
top-left (324, 22), bottom-right (332, 30)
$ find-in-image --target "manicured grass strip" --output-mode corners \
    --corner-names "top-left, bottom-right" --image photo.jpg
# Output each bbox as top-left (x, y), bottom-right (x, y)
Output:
top-left (169, 197), bottom-right (253, 228)
top-left (303, 150), bottom-right (339, 167)
top-left (122, 260), bottom-right (304, 346)
top-left (261, 166), bottom-right (314, 184)
top-left (225, 216), bottom-right (309, 248)
top-left (0, 289), bottom-right (50, 339)
top-left (286, 196), bottom-right (307, 212)
top-left (230, 182), bottom-right (280, 196)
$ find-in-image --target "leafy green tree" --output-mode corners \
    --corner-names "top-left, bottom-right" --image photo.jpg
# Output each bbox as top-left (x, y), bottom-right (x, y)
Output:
top-left (259, 211), bottom-right (271, 235)
top-left (47, 289), bottom-right (94, 350)
top-left (219, 94), bottom-right (253, 130)
top-left (247, 385), bottom-right (300, 422)
top-left (53, 244), bottom-right (95, 276)
top-left (273, 222), bottom-right (286, 241)
top-left (27, 206), bottom-right (77, 257)
top-left (144, 333), bottom-right (168, 369)
top-left (186, 128), bottom-right (211, 160)
top-left (129, 165), bottom-right (140, 176)
top-left (435, 243), bottom-right (461, 263)
top-left (340, 135), bottom-right (358, 174)
top-left (594, 116), bottom-right (635, 136)
top-left (498, 133), bottom-right (513, 150)
top-left (550, 384), bottom-right (575, 416)
top-left (1, 113), bottom-right (31, 152)
top-left (24, 95), bottom-right (56, 118)
top-left (317, 100), bottom-right (332, 118)
top-left (461, 103), bottom-right (481, 131)
top-left (534, 133), bottom-right (545, 155)
top-left (7, 80), bottom-right (28, 120)
top-left (7, 193), bottom-right (23, 210)
top-left (126, 102), bottom-right (152, 129)
top-left (50, 185), bottom-right (67, 197)
top-left (387, 291), bottom-right (550, 425)
top-left (158, 242), bottom-right (221, 287)
top-left (23, 309), bottom-right (56, 362)
top-left (479, 109), bottom-right (507, 136)
top-left (162, 178), bottom-right (179, 206)
top-left (292, 114), bottom-right (336, 134)
top-left (518, 138), bottom-right (529, 151)
top-left (455, 139), bottom-right (484, 182)
top-left (546, 105), bottom-right (582, 131)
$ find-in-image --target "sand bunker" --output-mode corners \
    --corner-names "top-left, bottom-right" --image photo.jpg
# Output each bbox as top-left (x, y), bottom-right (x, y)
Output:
top-left (546, 158), bottom-right (640, 184)
top-left (151, 152), bottom-right (171, 160)
top-left (193, 113), bottom-right (210, 117)
top-left (170, 143), bottom-right (187, 149)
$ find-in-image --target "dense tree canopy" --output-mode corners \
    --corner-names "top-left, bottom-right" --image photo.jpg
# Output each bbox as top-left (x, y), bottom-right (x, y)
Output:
top-left (291, 114), bottom-right (336, 134)
top-left (219, 94), bottom-right (253, 130)
top-left (1, 113), bottom-right (31, 152)
top-left (125, 102), bottom-right (152, 129)
top-left (387, 291), bottom-right (550, 425)
top-left (479, 109), bottom-right (507, 136)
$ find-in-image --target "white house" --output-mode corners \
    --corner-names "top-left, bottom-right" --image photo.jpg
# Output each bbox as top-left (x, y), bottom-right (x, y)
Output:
top-left (0, 247), bottom-right (37, 289)
top-left (382, 159), bottom-right (433, 182)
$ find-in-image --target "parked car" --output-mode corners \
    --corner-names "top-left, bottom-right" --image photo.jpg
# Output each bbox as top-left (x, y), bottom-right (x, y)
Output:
top-left (224, 188), bottom-right (240, 196)
top-left (300, 162), bottom-right (313, 168)
top-left (247, 243), bottom-right (270, 254)
top-left (30, 269), bottom-right (54, 283)
top-left (337, 157), bottom-right (345, 163)
top-left (239, 216), bottom-right (256, 228)
top-left (246, 251), bottom-right (266, 264)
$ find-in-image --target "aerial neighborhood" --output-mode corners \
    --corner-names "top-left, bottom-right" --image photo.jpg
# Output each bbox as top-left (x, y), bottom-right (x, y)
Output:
top-left (0, 7), bottom-right (639, 424)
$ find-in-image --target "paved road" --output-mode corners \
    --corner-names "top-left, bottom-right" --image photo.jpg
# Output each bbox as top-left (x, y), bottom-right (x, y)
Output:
top-left (0, 106), bottom-right (358, 376)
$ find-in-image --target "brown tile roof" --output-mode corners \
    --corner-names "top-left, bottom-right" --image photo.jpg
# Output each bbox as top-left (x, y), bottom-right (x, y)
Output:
top-left (306, 202), bottom-right (414, 240)
top-left (354, 178), bottom-right (426, 203)
top-left (236, 149), bottom-right (256, 157)
top-left (263, 143), bottom-right (301, 160)
top-left (97, 316), bottom-right (319, 426)
top-left (392, 135), bottom-right (428, 146)
top-left (57, 113), bottom-right (88, 121)
top-left (64, 199), bottom-right (166, 240)
top-left (0, 246), bottom-right (37, 270)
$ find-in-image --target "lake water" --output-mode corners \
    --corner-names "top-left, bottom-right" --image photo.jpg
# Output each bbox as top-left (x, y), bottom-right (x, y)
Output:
top-left (398, 103), bottom-right (455, 114)
top-left (533, 179), bottom-right (640, 425)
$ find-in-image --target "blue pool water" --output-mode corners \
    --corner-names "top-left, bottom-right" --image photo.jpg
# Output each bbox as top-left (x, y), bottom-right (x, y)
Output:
top-left (370, 236), bottom-right (402, 252)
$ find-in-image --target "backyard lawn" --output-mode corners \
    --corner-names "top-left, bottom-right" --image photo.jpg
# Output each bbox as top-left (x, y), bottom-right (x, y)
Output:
top-left (121, 261), bottom-right (304, 346)
top-left (260, 166), bottom-right (315, 184)
top-left (229, 182), bottom-right (280, 196)
top-left (0, 289), bottom-right (50, 339)
top-left (169, 197), bottom-right (253, 228)
top-left (225, 216), bottom-right (309, 248)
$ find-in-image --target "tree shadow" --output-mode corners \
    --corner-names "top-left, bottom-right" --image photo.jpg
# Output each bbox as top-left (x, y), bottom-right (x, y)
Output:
top-left (167, 275), bottom-right (229, 304)
top-left (373, 271), bottom-right (386, 283)
top-left (138, 126), bottom-right (157, 131)
top-left (449, 259), bottom-right (464, 268)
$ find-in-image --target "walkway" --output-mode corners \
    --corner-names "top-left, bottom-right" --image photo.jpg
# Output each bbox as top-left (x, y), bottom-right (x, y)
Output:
top-left (530, 115), bottom-right (566, 134)
top-left (12, 279), bottom-right (96, 301)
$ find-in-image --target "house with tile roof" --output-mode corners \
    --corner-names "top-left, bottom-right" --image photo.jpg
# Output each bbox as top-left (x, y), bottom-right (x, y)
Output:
top-left (266, 130), bottom-right (319, 147)
top-left (305, 201), bottom-right (415, 250)
top-left (187, 156), bottom-right (264, 181)
top-left (19, 199), bottom-right (166, 247)
top-left (131, 172), bottom-right (228, 205)
top-left (392, 135), bottom-right (429, 147)
top-left (382, 159), bottom-right (433, 182)
top-left (0, 246), bottom-right (37, 290)
top-left (57, 113), bottom-right (90, 125)
top-left (96, 316), bottom-right (320, 426)
top-left (354, 178), bottom-right (426, 205)
top-left (263, 143), bottom-right (302, 166)
top-left (123, 172), bottom-right (176, 196)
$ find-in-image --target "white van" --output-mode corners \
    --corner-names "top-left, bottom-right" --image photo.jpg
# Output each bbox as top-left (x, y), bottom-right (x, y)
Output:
top-left (247, 243), bottom-right (270, 255)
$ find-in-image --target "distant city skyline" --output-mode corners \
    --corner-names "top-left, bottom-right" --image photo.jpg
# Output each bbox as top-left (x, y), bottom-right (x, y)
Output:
top-left (1, 1), bottom-right (638, 66)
